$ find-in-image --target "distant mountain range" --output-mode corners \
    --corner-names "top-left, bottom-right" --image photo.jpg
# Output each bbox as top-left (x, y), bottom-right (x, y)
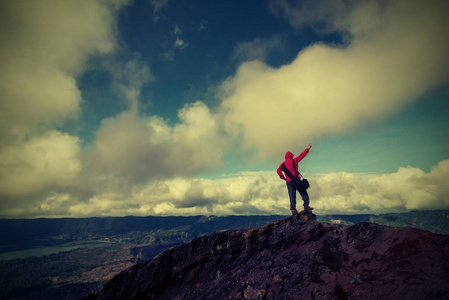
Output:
top-left (317, 209), bottom-right (449, 235)
top-left (1, 210), bottom-right (448, 252)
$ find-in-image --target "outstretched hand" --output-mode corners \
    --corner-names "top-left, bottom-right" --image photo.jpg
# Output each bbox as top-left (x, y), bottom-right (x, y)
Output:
top-left (307, 143), bottom-right (312, 149)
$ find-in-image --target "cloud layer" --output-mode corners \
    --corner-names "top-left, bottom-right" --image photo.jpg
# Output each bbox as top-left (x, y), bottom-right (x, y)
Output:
top-left (0, 0), bottom-right (129, 202)
top-left (0, 0), bottom-right (127, 140)
top-left (219, 0), bottom-right (449, 159)
top-left (3, 159), bottom-right (448, 218)
top-left (88, 101), bottom-right (225, 184)
top-left (0, 131), bottom-right (81, 198)
top-left (68, 158), bottom-right (449, 217)
top-left (0, 0), bottom-right (448, 218)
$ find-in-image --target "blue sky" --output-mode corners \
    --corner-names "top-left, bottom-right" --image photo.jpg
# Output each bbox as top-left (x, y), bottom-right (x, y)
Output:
top-left (1, 0), bottom-right (448, 218)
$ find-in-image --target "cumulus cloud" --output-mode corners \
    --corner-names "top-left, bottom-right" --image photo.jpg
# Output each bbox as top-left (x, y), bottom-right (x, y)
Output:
top-left (312, 160), bottom-right (449, 213)
top-left (103, 57), bottom-right (155, 113)
top-left (0, 0), bottom-right (128, 216)
top-left (7, 159), bottom-right (447, 218)
top-left (0, 130), bottom-right (81, 198)
top-left (64, 171), bottom-right (286, 217)
top-left (0, 0), bottom-right (128, 141)
top-left (0, 0), bottom-right (128, 196)
top-left (218, 0), bottom-right (449, 159)
top-left (82, 101), bottom-right (226, 193)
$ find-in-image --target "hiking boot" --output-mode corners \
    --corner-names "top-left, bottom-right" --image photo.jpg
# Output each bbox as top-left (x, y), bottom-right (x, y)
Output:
top-left (291, 209), bottom-right (299, 216)
top-left (304, 206), bottom-right (314, 211)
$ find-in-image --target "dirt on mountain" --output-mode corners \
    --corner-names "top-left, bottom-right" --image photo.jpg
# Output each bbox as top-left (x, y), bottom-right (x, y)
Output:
top-left (85, 211), bottom-right (449, 300)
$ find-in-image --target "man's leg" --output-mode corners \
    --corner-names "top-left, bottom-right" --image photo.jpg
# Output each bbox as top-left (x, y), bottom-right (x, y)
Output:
top-left (286, 182), bottom-right (298, 215)
top-left (299, 189), bottom-right (313, 211)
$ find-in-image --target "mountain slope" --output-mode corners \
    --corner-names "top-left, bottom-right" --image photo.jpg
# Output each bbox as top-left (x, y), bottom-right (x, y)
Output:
top-left (87, 212), bottom-right (449, 300)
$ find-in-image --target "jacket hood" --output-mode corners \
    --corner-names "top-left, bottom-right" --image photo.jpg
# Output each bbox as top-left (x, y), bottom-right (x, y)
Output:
top-left (285, 151), bottom-right (294, 160)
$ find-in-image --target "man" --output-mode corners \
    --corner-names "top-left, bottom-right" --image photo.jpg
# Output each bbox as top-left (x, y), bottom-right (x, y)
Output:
top-left (277, 143), bottom-right (313, 215)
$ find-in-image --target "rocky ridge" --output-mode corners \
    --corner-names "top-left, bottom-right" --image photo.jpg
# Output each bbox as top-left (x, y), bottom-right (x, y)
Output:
top-left (86, 211), bottom-right (449, 300)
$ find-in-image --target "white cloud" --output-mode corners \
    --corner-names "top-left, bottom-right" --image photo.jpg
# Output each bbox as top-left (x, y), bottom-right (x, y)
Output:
top-left (218, 0), bottom-right (449, 159)
top-left (83, 101), bottom-right (226, 191)
top-left (0, 0), bottom-right (129, 216)
top-left (312, 160), bottom-right (449, 213)
top-left (0, 0), bottom-right (128, 141)
top-left (0, 130), bottom-right (81, 198)
top-left (2, 146), bottom-right (448, 217)
top-left (15, 159), bottom-right (446, 218)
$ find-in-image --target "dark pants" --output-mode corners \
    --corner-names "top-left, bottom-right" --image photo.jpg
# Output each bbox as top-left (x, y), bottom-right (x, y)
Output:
top-left (286, 181), bottom-right (309, 210)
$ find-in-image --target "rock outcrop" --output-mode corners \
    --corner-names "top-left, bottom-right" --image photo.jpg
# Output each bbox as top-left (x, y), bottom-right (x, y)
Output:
top-left (85, 211), bottom-right (449, 299)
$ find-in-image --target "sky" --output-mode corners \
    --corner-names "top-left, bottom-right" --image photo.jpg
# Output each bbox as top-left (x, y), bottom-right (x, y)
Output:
top-left (0, 0), bottom-right (448, 218)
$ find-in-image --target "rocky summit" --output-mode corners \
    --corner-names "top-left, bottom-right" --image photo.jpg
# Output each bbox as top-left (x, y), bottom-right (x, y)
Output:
top-left (85, 211), bottom-right (449, 300)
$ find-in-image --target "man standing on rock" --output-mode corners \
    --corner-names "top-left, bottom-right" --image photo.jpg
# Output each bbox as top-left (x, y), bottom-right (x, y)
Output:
top-left (277, 143), bottom-right (313, 215)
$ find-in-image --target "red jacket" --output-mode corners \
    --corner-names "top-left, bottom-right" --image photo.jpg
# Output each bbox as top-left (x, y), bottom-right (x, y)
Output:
top-left (277, 148), bottom-right (309, 182)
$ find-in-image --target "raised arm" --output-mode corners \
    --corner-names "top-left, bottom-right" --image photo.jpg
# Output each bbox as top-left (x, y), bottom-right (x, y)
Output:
top-left (294, 143), bottom-right (312, 163)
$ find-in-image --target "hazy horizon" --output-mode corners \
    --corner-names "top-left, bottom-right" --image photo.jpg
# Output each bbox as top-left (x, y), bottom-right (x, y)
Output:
top-left (0, 208), bottom-right (447, 220)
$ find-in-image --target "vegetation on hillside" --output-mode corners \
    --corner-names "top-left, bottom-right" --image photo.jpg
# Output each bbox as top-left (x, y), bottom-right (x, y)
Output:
top-left (0, 210), bottom-right (447, 299)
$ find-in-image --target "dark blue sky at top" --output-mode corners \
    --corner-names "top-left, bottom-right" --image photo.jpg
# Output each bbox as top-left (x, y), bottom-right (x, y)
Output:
top-left (78, 0), bottom-right (343, 136)
top-left (118, 0), bottom-right (301, 115)
top-left (75, 0), bottom-right (448, 175)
